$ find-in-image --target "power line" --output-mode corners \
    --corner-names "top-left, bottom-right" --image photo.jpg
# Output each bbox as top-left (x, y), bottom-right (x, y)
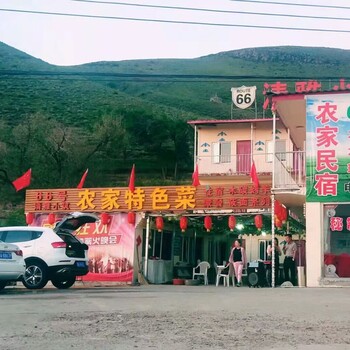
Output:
top-left (1, 8), bottom-right (350, 33)
top-left (229, 0), bottom-right (350, 10)
top-left (69, 0), bottom-right (350, 22)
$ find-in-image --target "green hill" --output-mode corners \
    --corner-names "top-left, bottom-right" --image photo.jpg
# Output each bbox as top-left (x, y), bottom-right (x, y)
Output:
top-left (2, 43), bottom-right (350, 125)
top-left (1, 42), bottom-right (350, 218)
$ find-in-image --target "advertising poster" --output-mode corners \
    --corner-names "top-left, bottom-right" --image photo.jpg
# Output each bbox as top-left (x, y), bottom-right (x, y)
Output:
top-left (32, 213), bottom-right (135, 282)
top-left (306, 93), bottom-right (350, 202)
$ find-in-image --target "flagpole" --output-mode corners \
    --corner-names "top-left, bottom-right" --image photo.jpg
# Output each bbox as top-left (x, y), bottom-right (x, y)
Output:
top-left (271, 109), bottom-right (277, 288)
top-left (250, 122), bottom-right (254, 169)
top-left (144, 216), bottom-right (150, 278)
top-left (194, 125), bottom-right (197, 169)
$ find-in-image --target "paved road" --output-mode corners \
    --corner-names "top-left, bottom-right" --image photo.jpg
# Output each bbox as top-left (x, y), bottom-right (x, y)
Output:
top-left (1, 285), bottom-right (350, 350)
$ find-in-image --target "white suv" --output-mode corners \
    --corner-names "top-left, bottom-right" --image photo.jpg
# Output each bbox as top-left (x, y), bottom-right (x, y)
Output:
top-left (0, 212), bottom-right (98, 290)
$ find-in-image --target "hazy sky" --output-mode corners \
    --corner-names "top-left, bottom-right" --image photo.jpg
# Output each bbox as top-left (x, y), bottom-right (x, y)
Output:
top-left (0, 0), bottom-right (350, 66)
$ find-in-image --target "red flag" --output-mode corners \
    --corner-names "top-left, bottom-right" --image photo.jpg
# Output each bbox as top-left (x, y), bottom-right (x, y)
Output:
top-left (77, 169), bottom-right (88, 189)
top-left (12, 168), bottom-right (32, 192)
top-left (192, 164), bottom-right (201, 186)
top-left (263, 97), bottom-right (269, 110)
top-left (129, 164), bottom-right (135, 192)
top-left (250, 161), bottom-right (259, 190)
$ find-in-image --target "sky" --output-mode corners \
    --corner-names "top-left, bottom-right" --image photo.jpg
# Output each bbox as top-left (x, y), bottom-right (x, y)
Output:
top-left (0, 0), bottom-right (350, 66)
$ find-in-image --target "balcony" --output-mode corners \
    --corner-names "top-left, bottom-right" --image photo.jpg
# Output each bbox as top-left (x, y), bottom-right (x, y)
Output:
top-left (196, 151), bottom-right (305, 190)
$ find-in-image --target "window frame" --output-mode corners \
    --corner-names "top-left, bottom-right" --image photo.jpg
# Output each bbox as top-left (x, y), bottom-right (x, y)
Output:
top-left (212, 141), bottom-right (232, 164)
top-left (266, 139), bottom-right (286, 163)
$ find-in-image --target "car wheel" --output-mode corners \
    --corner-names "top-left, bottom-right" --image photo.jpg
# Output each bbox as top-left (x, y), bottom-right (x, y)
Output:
top-left (23, 261), bottom-right (49, 289)
top-left (0, 281), bottom-right (7, 291)
top-left (51, 276), bottom-right (76, 289)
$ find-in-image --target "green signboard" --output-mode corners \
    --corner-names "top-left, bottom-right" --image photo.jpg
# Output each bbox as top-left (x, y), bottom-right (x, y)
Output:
top-left (306, 94), bottom-right (350, 202)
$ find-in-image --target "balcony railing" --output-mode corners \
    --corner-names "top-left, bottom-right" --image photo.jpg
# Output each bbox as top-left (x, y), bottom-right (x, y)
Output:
top-left (196, 151), bottom-right (305, 190)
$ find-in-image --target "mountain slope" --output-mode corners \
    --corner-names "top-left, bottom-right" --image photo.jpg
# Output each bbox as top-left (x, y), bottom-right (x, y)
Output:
top-left (1, 43), bottom-right (350, 124)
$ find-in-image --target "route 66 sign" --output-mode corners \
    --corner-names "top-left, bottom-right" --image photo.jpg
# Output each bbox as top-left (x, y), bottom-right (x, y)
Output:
top-left (231, 86), bottom-right (256, 109)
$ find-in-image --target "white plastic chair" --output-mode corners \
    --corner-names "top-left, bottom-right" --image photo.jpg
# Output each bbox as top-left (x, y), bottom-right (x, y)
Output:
top-left (214, 262), bottom-right (230, 287)
top-left (192, 261), bottom-right (210, 285)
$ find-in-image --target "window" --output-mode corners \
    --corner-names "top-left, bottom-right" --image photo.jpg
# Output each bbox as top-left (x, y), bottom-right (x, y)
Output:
top-left (212, 142), bottom-right (231, 164)
top-left (2, 230), bottom-right (42, 243)
top-left (266, 140), bottom-right (286, 162)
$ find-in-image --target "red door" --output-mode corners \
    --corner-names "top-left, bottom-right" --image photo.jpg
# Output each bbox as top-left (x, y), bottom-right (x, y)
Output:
top-left (236, 140), bottom-right (251, 173)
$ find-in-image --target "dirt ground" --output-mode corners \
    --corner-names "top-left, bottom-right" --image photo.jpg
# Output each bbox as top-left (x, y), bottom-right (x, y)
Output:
top-left (1, 284), bottom-right (350, 350)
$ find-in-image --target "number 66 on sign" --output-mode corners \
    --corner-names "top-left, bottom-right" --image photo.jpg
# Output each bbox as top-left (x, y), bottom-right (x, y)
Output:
top-left (231, 86), bottom-right (257, 109)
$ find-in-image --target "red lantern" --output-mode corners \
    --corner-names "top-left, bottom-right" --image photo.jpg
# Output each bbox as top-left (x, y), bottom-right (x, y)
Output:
top-left (228, 215), bottom-right (236, 231)
top-left (26, 212), bottom-right (34, 225)
top-left (254, 214), bottom-right (263, 231)
top-left (274, 200), bottom-right (282, 219)
top-left (155, 216), bottom-right (164, 232)
top-left (275, 217), bottom-right (282, 229)
top-left (101, 212), bottom-right (110, 225)
top-left (48, 213), bottom-right (56, 225)
top-left (204, 216), bottom-right (212, 232)
top-left (280, 206), bottom-right (288, 224)
top-left (127, 212), bottom-right (136, 225)
top-left (179, 216), bottom-right (188, 233)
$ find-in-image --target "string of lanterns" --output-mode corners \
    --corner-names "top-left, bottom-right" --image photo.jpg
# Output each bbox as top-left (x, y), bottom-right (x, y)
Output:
top-left (127, 212), bottom-right (136, 225)
top-left (25, 212), bottom-right (34, 225)
top-left (25, 204), bottom-right (289, 232)
top-left (48, 213), bottom-right (56, 225)
top-left (179, 216), bottom-right (188, 232)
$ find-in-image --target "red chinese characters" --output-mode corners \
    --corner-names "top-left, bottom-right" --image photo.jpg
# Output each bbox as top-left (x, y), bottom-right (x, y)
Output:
top-left (34, 191), bottom-right (70, 212)
top-left (295, 80), bottom-right (322, 93)
top-left (314, 173), bottom-right (338, 197)
top-left (316, 103), bottom-right (338, 124)
top-left (330, 217), bottom-right (343, 232)
top-left (316, 126), bottom-right (338, 147)
top-left (203, 185), bottom-right (271, 209)
top-left (332, 78), bottom-right (350, 91)
top-left (263, 81), bottom-right (288, 94)
top-left (263, 79), bottom-right (350, 95)
top-left (316, 150), bottom-right (338, 172)
top-left (313, 100), bottom-right (340, 197)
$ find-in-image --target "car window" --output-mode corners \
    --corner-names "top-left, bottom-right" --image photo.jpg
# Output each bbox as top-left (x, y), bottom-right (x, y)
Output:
top-left (3, 230), bottom-right (43, 243)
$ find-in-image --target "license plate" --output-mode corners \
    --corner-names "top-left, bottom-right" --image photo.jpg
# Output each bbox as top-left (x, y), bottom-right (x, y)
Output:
top-left (76, 261), bottom-right (86, 268)
top-left (0, 251), bottom-right (12, 259)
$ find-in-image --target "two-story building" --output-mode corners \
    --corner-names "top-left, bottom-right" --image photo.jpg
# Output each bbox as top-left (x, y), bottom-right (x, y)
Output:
top-left (187, 116), bottom-right (306, 280)
top-left (187, 88), bottom-right (350, 287)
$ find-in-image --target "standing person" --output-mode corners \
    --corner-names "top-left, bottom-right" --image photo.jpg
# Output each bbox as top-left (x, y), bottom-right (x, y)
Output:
top-left (267, 237), bottom-right (282, 286)
top-left (229, 239), bottom-right (247, 287)
top-left (282, 234), bottom-right (297, 285)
